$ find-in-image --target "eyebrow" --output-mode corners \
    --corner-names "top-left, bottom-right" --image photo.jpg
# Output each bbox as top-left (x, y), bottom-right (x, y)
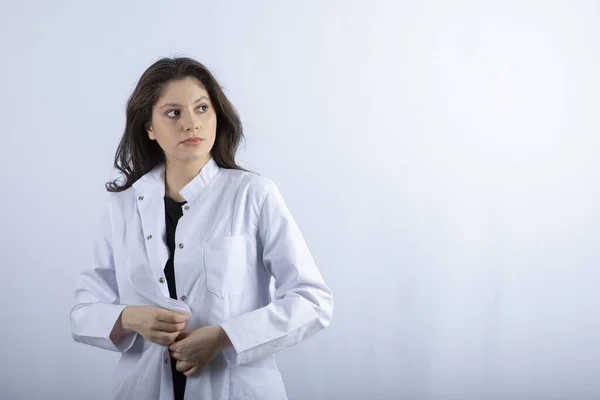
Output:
top-left (159, 96), bottom-right (209, 109)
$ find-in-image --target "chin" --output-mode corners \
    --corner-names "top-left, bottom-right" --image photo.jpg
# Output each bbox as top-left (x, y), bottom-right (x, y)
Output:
top-left (180, 153), bottom-right (210, 163)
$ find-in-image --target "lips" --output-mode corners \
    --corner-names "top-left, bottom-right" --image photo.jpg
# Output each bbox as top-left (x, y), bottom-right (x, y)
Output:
top-left (182, 137), bottom-right (204, 145)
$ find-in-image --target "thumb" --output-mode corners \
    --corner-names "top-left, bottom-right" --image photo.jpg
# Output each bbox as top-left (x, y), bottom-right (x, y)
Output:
top-left (175, 331), bottom-right (191, 342)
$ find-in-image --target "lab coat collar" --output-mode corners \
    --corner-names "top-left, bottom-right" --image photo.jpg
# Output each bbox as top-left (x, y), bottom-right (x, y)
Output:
top-left (179, 157), bottom-right (221, 204)
top-left (132, 157), bottom-right (221, 203)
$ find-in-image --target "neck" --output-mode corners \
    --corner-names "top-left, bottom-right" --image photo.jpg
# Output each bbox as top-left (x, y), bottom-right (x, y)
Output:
top-left (164, 155), bottom-right (211, 202)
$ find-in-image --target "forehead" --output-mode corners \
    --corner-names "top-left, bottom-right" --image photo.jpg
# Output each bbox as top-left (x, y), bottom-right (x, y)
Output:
top-left (158, 77), bottom-right (210, 103)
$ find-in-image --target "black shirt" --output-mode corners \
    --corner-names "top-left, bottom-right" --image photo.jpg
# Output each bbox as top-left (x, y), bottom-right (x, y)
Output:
top-left (164, 195), bottom-right (188, 400)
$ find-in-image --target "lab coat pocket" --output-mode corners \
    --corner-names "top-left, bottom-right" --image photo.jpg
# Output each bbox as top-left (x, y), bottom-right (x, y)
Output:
top-left (204, 235), bottom-right (248, 298)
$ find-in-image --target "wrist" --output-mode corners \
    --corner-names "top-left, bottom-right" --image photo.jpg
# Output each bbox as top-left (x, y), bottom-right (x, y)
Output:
top-left (217, 326), bottom-right (232, 350)
top-left (120, 306), bottom-right (135, 332)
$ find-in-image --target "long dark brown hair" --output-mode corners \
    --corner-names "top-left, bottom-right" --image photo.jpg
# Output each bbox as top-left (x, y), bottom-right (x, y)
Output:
top-left (106, 56), bottom-right (247, 192)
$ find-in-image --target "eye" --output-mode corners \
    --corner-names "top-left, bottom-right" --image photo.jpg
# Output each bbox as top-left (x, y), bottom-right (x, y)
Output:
top-left (166, 109), bottom-right (180, 118)
top-left (165, 105), bottom-right (208, 118)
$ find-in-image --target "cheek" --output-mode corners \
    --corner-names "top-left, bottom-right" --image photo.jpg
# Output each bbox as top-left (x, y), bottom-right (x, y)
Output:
top-left (207, 132), bottom-right (217, 148)
top-left (153, 130), bottom-right (178, 151)
top-left (207, 115), bottom-right (218, 138)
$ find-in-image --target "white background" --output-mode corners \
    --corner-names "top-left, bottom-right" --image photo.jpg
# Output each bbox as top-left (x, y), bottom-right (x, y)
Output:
top-left (1, 0), bottom-right (598, 399)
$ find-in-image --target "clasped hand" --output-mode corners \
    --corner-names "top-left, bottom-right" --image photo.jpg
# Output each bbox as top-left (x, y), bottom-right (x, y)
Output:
top-left (118, 306), bottom-right (231, 377)
top-left (169, 325), bottom-right (230, 377)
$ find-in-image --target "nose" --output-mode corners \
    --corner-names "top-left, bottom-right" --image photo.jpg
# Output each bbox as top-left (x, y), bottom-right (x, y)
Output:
top-left (182, 113), bottom-right (200, 131)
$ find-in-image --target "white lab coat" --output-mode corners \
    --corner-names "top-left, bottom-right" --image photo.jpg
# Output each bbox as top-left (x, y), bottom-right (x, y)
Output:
top-left (70, 157), bottom-right (333, 400)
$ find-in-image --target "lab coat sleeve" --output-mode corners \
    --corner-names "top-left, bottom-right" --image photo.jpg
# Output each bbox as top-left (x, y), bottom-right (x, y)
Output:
top-left (219, 182), bottom-right (334, 366)
top-left (70, 198), bottom-right (138, 353)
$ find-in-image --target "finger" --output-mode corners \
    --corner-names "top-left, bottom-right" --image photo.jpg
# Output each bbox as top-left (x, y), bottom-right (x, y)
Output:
top-left (167, 332), bottom-right (185, 349)
top-left (176, 360), bottom-right (193, 372)
top-left (175, 331), bottom-right (191, 341)
top-left (170, 351), bottom-right (182, 360)
top-left (169, 332), bottom-right (190, 351)
top-left (184, 365), bottom-right (201, 377)
top-left (157, 309), bottom-right (191, 324)
top-left (152, 331), bottom-right (181, 346)
top-left (151, 320), bottom-right (186, 333)
top-left (168, 331), bottom-right (182, 345)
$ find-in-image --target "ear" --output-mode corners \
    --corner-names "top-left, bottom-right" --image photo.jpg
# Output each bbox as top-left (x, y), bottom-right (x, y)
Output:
top-left (145, 122), bottom-right (156, 141)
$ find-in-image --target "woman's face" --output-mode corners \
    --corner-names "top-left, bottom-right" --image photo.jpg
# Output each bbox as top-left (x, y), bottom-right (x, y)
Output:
top-left (146, 76), bottom-right (217, 165)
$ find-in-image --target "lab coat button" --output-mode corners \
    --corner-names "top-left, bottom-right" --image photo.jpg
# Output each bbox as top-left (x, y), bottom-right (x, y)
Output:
top-left (159, 277), bottom-right (165, 283)
top-left (184, 205), bottom-right (190, 210)
top-left (178, 243), bottom-right (184, 249)
top-left (147, 235), bottom-right (152, 240)
top-left (164, 357), bottom-right (169, 364)
top-left (138, 196), bottom-right (144, 201)
top-left (181, 295), bottom-right (187, 301)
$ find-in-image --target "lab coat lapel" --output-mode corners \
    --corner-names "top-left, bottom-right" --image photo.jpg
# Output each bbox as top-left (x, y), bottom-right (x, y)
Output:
top-left (138, 194), bottom-right (169, 287)
top-left (133, 164), bottom-right (170, 291)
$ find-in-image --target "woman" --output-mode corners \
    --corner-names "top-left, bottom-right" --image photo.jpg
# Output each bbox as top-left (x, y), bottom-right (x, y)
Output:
top-left (70, 56), bottom-right (334, 400)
